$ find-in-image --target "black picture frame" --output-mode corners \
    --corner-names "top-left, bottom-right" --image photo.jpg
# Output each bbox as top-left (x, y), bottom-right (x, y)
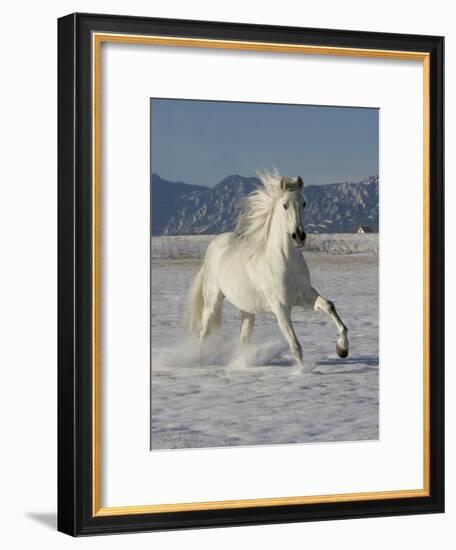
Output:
top-left (58, 12), bottom-right (444, 536)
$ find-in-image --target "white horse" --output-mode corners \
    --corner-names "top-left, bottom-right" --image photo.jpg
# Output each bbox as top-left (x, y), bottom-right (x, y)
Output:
top-left (185, 171), bottom-right (349, 365)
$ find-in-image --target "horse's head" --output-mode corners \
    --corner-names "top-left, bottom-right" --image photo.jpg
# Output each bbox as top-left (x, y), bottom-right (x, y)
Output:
top-left (276, 176), bottom-right (307, 248)
top-left (235, 171), bottom-right (307, 255)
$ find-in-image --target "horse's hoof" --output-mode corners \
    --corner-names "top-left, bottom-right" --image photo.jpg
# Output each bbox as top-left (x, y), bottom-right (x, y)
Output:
top-left (336, 344), bottom-right (349, 358)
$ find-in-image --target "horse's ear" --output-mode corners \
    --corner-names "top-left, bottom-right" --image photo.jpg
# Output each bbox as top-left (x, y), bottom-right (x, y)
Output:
top-left (297, 176), bottom-right (304, 188)
top-left (279, 177), bottom-right (286, 190)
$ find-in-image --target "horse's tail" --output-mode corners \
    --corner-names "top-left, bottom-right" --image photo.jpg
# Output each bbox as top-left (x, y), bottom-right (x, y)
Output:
top-left (185, 265), bottom-right (205, 335)
top-left (185, 263), bottom-right (223, 336)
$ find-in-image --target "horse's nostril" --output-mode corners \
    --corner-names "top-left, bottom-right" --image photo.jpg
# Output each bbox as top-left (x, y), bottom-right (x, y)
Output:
top-left (291, 233), bottom-right (297, 240)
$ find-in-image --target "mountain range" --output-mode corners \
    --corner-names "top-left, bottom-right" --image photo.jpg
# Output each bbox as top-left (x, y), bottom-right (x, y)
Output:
top-left (151, 173), bottom-right (379, 235)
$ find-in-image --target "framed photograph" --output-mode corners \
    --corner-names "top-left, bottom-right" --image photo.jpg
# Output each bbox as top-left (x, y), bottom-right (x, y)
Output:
top-left (58, 13), bottom-right (444, 536)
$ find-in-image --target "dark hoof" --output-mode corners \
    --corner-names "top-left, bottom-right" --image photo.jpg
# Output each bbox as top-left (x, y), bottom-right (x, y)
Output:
top-left (336, 344), bottom-right (349, 358)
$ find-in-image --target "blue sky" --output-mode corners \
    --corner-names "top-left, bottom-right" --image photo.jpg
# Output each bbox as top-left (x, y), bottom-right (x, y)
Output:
top-left (150, 98), bottom-right (378, 187)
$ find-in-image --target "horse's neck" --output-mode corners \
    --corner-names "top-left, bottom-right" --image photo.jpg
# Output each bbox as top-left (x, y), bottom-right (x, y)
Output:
top-left (265, 217), bottom-right (297, 265)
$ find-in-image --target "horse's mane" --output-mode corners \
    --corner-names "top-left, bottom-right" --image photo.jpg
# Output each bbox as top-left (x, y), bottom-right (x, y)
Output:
top-left (234, 169), bottom-right (285, 255)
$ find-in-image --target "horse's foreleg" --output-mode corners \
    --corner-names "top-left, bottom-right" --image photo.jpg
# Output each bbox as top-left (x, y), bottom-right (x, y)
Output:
top-left (271, 305), bottom-right (303, 365)
top-left (313, 292), bottom-right (349, 358)
top-left (240, 311), bottom-right (255, 347)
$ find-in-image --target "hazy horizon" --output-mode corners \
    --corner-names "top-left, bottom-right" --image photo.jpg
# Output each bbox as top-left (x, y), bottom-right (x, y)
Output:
top-left (151, 98), bottom-right (379, 188)
top-left (152, 170), bottom-right (379, 188)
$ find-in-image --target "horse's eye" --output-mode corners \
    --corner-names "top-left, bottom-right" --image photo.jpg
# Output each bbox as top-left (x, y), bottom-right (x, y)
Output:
top-left (283, 203), bottom-right (288, 210)
top-left (303, 201), bottom-right (307, 208)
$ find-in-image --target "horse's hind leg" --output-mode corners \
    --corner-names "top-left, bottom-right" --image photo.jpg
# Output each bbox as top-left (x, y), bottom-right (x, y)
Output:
top-left (240, 311), bottom-right (255, 347)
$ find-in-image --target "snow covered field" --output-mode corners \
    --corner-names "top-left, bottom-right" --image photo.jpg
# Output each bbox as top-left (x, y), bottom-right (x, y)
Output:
top-left (151, 236), bottom-right (379, 450)
top-left (152, 233), bottom-right (379, 259)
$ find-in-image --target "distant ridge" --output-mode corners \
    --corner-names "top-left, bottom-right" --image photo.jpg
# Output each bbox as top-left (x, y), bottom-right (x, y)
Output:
top-left (151, 173), bottom-right (379, 235)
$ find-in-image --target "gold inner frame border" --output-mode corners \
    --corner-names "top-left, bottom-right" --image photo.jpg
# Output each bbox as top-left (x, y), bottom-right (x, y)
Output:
top-left (91, 32), bottom-right (430, 517)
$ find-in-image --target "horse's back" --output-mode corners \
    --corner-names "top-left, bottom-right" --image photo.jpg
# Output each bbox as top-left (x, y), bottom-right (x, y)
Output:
top-left (203, 232), bottom-right (271, 313)
top-left (204, 232), bottom-right (234, 266)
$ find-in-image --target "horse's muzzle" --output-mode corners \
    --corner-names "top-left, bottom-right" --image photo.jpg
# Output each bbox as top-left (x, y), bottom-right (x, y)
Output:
top-left (292, 229), bottom-right (306, 246)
